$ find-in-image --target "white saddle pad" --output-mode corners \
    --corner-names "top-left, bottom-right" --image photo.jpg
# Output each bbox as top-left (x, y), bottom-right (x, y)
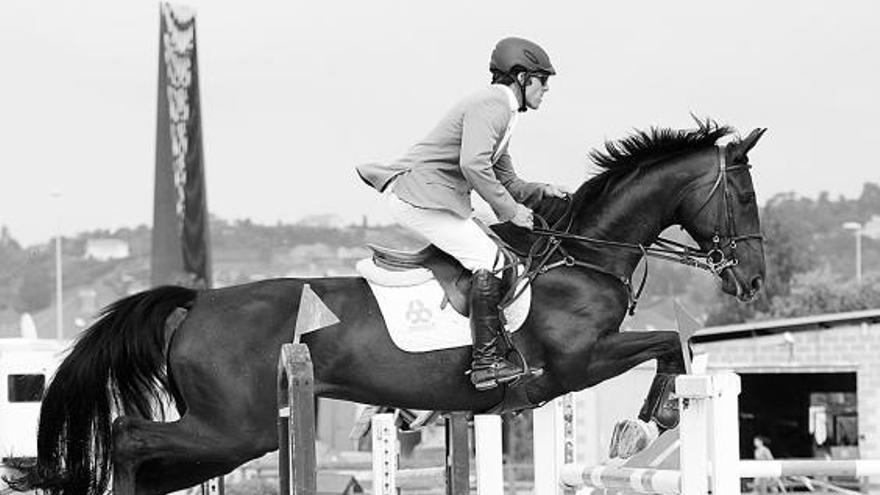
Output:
top-left (357, 259), bottom-right (531, 353)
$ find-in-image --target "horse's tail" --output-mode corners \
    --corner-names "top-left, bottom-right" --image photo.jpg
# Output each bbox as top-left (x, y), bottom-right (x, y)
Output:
top-left (8, 285), bottom-right (198, 495)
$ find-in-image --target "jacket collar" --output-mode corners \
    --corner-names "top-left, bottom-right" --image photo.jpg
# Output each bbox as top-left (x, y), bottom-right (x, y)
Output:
top-left (494, 84), bottom-right (519, 113)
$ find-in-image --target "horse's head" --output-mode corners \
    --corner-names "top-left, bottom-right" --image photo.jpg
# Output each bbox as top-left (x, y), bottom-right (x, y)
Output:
top-left (677, 128), bottom-right (767, 301)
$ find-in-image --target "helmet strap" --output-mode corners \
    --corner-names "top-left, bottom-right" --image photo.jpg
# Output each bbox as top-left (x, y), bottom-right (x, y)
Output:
top-left (515, 72), bottom-right (528, 113)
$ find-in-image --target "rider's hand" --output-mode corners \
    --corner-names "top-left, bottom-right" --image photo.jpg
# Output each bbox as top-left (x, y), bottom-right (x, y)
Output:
top-left (510, 204), bottom-right (534, 230)
top-left (542, 183), bottom-right (569, 199)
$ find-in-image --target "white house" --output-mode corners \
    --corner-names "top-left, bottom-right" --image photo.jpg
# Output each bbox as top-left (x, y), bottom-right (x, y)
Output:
top-left (84, 238), bottom-right (130, 261)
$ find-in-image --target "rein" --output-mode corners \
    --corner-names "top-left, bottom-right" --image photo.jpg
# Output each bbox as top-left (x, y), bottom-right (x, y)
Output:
top-left (501, 143), bottom-right (764, 315)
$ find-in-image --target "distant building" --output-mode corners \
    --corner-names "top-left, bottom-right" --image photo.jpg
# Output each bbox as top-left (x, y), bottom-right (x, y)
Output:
top-left (336, 246), bottom-right (370, 260)
top-left (84, 238), bottom-right (130, 261)
top-left (297, 214), bottom-right (348, 229)
top-left (574, 309), bottom-right (880, 471)
top-left (863, 215), bottom-right (880, 240)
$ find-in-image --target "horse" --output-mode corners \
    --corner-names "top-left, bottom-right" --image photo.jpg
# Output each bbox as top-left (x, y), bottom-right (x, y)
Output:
top-left (14, 120), bottom-right (766, 495)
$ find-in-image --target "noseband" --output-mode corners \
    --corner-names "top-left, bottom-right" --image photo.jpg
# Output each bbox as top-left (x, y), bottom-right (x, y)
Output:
top-left (518, 143), bottom-right (764, 314)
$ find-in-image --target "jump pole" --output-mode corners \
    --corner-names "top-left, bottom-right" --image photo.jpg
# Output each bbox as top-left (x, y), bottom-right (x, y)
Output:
top-left (546, 372), bottom-right (742, 495)
top-left (474, 414), bottom-right (504, 495)
top-left (533, 393), bottom-right (577, 495)
top-left (550, 371), bottom-right (880, 495)
top-left (739, 459), bottom-right (880, 478)
top-left (677, 372), bottom-right (740, 495)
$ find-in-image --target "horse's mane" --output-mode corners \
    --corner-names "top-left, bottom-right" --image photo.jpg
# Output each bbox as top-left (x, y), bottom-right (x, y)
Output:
top-left (529, 118), bottom-right (735, 226)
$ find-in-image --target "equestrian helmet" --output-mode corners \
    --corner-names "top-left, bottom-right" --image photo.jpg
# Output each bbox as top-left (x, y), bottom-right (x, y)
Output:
top-left (490, 37), bottom-right (556, 76)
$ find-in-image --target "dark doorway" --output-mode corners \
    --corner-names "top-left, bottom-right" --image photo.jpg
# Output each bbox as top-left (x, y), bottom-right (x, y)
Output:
top-left (738, 372), bottom-right (857, 460)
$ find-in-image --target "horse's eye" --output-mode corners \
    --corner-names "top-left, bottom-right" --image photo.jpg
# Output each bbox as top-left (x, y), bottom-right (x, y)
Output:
top-left (739, 192), bottom-right (755, 204)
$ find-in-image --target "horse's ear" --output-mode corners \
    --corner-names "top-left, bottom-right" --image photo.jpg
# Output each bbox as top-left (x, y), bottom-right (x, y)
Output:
top-left (735, 128), bottom-right (767, 160)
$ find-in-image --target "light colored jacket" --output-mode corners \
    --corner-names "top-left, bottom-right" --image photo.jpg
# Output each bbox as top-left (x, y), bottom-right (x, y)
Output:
top-left (356, 85), bottom-right (545, 222)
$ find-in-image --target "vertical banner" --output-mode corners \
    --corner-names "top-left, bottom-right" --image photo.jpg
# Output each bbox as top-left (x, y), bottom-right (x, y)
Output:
top-left (151, 2), bottom-right (212, 289)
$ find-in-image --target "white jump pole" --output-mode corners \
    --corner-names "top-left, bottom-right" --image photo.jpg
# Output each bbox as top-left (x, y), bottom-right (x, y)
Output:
top-left (371, 413), bottom-right (399, 495)
top-left (554, 373), bottom-right (742, 495)
top-left (677, 374), bottom-right (709, 495)
top-left (739, 459), bottom-right (880, 477)
top-left (550, 372), bottom-right (880, 495)
top-left (533, 393), bottom-right (576, 495)
top-left (474, 415), bottom-right (504, 495)
top-left (674, 372), bottom-right (741, 495)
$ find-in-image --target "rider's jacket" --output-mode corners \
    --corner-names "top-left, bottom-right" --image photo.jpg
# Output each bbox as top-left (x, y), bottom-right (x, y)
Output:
top-left (357, 84), bottom-right (545, 222)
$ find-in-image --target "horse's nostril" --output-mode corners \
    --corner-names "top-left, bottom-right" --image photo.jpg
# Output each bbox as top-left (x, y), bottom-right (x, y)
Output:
top-left (751, 276), bottom-right (763, 293)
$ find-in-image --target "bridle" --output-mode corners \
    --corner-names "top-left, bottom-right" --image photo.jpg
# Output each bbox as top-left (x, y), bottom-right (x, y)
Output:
top-left (503, 143), bottom-right (764, 314)
top-left (677, 143), bottom-right (764, 276)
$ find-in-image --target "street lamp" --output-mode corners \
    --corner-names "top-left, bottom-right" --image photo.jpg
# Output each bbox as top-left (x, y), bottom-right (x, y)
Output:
top-left (842, 222), bottom-right (863, 283)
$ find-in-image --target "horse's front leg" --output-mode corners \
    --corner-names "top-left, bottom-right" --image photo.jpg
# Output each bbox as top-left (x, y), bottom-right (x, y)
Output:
top-left (637, 332), bottom-right (689, 430)
top-left (573, 330), bottom-right (687, 459)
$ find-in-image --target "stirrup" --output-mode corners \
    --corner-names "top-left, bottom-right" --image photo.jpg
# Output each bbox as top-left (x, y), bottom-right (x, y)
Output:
top-left (506, 364), bottom-right (543, 389)
top-left (497, 331), bottom-right (544, 389)
top-left (468, 363), bottom-right (543, 391)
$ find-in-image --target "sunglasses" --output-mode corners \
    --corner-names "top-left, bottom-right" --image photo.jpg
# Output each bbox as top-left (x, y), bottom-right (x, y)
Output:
top-left (531, 73), bottom-right (550, 86)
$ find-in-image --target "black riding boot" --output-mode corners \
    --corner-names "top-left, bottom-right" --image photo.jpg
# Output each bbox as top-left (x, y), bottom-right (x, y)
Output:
top-left (469, 269), bottom-right (524, 391)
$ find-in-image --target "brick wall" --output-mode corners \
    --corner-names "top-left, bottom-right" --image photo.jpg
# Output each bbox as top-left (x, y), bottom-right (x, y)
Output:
top-left (696, 321), bottom-right (880, 459)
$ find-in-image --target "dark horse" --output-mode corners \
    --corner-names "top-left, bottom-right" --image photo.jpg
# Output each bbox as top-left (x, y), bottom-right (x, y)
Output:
top-left (16, 120), bottom-right (766, 495)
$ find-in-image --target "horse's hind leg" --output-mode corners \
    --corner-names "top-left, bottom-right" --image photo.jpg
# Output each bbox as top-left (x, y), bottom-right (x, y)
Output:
top-left (112, 415), bottom-right (272, 495)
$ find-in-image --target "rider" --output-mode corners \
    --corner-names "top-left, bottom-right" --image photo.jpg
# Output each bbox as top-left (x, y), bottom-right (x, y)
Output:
top-left (356, 37), bottom-right (567, 391)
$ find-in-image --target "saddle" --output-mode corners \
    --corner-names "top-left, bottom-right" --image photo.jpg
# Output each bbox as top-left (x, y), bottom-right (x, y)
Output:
top-left (367, 237), bottom-right (520, 317)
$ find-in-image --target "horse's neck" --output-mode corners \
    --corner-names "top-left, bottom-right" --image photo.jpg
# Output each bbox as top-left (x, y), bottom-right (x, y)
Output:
top-left (573, 155), bottom-right (708, 277)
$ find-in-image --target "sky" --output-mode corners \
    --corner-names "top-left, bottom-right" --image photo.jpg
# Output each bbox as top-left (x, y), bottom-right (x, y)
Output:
top-left (1, 1), bottom-right (878, 246)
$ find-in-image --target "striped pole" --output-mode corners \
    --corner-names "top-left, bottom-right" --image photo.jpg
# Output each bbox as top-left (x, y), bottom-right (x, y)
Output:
top-left (543, 372), bottom-right (880, 495)
top-left (560, 465), bottom-right (681, 494)
top-left (739, 459), bottom-right (880, 478)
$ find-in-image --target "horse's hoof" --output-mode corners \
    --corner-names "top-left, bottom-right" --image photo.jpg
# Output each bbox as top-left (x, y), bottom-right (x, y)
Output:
top-left (609, 419), bottom-right (657, 459)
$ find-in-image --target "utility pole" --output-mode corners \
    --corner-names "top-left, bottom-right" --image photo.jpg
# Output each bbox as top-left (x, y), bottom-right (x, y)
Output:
top-left (52, 190), bottom-right (63, 340)
top-left (843, 222), bottom-right (863, 283)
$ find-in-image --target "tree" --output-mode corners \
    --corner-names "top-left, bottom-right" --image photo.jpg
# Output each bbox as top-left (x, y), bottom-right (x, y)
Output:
top-left (859, 182), bottom-right (880, 212)
top-left (0, 227), bottom-right (25, 311)
top-left (769, 270), bottom-right (880, 318)
top-left (15, 261), bottom-right (52, 313)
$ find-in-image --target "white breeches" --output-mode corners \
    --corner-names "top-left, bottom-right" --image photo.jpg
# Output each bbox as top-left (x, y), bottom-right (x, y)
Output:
top-left (384, 189), bottom-right (500, 272)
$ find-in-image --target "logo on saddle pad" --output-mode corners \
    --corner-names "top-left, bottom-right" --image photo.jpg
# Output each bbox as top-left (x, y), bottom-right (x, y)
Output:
top-left (405, 300), bottom-right (434, 328)
top-left (358, 258), bottom-right (531, 353)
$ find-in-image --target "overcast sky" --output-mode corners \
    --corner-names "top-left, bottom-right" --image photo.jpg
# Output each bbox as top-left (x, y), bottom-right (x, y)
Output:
top-left (1, 1), bottom-right (878, 246)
